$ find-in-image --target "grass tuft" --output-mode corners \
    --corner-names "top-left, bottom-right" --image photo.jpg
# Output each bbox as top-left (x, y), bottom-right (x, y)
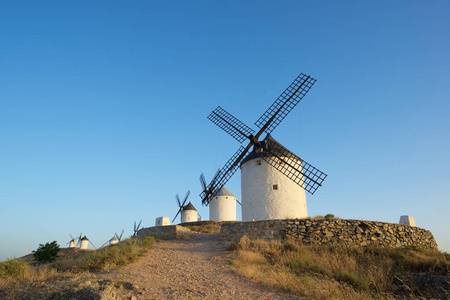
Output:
top-left (0, 235), bottom-right (156, 290)
top-left (229, 238), bottom-right (450, 299)
top-left (55, 235), bottom-right (156, 272)
top-left (0, 257), bottom-right (30, 278)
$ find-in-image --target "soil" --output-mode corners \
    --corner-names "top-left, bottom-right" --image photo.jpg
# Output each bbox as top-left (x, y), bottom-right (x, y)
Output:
top-left (2, 233), bottom-right (301, 299)
top-left (96, 233), bottom-right (300, 299)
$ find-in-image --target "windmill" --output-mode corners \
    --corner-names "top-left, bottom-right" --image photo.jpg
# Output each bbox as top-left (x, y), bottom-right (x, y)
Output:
top-left (100, 230), bottom-right (124, 248)
top-left (75, 232), bottom-right (83, 248)
top-left (112, 230), bottom-right (124, 244)
top-left (172, 190), bottom-right (199, 223)
top-left (80, 236), bottom-right (97, 250)
top-left (133, 220), bottom-right (142, 236)
top-left (67, 234), bottom-right (77, 248)
top-left (200, 172), bottom-right (239, 221)
top-left (200, 73), bottom-right (327, 221)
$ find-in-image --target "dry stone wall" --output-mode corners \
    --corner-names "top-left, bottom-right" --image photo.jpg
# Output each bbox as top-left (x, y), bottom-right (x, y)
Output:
top-left (220, 218), bottom-right (438, 250)
top-left (137, 225), bottom-right (191, 239)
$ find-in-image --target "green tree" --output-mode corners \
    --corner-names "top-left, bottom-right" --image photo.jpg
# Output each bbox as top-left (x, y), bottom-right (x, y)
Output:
top-left (33, 241), bottom-right (60, 263)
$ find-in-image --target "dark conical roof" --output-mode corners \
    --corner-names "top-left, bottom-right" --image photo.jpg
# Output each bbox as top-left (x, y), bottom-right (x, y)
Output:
top-left (81, 236), bottom-right (89, 241)
top-left (183, 202), bottom-right (197, 211)
top-left (240, 134), bottom-right (298, 166)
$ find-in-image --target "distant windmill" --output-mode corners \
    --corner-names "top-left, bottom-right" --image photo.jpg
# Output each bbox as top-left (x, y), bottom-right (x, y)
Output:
top-left (100, 230), bottom-right (124, 248)
top-left (79, 235), bottom-right (96, 250)
top-left (133, 220), bottom-right (142, 236)
top-left (172, 190), bottom-right (199, 223)
top-left (201, 73), bottom-right (327, 221)
top-left (200, 172), bottom-right (239, 221)
top-left (67, 234), bottom-right (77, 248)
top-left (112, 230), bottom-right (124, 245)
top-left (76, 233), bottom-right (83, 248)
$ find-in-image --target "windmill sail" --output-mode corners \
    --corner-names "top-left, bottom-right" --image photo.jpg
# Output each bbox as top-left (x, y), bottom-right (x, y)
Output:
top-left (201, 72), bottom-right (326, 205)
top-left (201, 146), bottom-right (247, 205)
top-left (254, 73), bottom-right (316, 135)
top-left (208, 106), bottom-right (255, 143)
top-left (259, 136), bottom-right (327, 195)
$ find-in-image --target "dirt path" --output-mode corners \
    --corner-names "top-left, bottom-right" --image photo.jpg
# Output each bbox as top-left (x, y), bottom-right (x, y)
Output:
top-left (97, 233), bottom-right (300, 299)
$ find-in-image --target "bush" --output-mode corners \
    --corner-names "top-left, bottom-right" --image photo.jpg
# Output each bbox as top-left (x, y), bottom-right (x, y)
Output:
top-left (33, 241), bottom-right (61, 263)
top-left (54, 235), bottom-right (156, 272)
top-left (324, 214), bottom-right (335, 220)
top-left (0, 257), bottom-right (30, 278)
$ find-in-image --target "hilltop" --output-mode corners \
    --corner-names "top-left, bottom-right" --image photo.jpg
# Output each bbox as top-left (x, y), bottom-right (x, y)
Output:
top-left (1, 222), bottom-right (449, 299)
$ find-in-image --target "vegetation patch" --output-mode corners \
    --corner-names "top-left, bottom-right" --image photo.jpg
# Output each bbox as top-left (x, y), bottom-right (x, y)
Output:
top-left (182, 221), bottom-right (221, 234)
top-left (33, 241), bottom-right (61, 263)
top-left (0, 235), bottom-right (156, 290)
top-left (227, 236), bottom-right (450, 299)
top-left (55, 235), bottom-right (156, 272)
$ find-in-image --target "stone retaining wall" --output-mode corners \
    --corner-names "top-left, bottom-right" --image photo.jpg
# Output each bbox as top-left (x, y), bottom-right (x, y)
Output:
top-left (137, 225), bottom-right (191, 239)
top-left (220, 218), bottom-right (438, 250)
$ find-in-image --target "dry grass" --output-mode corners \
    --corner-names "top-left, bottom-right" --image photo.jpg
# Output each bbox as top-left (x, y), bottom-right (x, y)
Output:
top-left (54, 235), bottom-right (155, 272)
top-left (182, 221), bottom-right (221, 234)
top-left (228, 236), bottom-right (450, 299)
top-left (0, 235), bottom-right (156, 290)
top-left (0, 257), bottom-right (66, 289)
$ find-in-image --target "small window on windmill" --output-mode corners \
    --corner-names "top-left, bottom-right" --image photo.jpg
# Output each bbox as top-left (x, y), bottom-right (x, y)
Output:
top-left (256, 159), bottom-right (262, 166)
top-left (272, 184), bottom-right (278, 190)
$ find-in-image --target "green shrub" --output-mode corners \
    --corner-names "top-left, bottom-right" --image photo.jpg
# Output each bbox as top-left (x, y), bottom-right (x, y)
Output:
top-left (0, 257), bottom-right (30, 278)
top-left (81, 235), bottom-right (155, 272)
top-left (33, 241), bottom-right (61, 263)
top-left (339, 270), bottom-right (370, 290)
top-left (324, 214), bottom-right (335, 220)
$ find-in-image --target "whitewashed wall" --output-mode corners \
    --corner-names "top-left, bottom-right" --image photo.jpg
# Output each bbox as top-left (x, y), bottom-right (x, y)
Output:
top-left (181, 209), bottom-right (197, 223)
top-left (210, 196), bottom-right (236, 221)
top-left (241, 157), bottom-right (308, 221)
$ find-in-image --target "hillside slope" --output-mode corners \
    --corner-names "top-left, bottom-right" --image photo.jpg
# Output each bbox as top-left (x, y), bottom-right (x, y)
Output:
top-left (1, 233), bottom-right (300, 299)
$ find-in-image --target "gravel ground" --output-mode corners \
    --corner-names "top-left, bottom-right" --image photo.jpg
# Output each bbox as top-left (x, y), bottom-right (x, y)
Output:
top-left (97, 232), bottom-right (301, 299)
top-left (0, 233), bottom-right (301, 299)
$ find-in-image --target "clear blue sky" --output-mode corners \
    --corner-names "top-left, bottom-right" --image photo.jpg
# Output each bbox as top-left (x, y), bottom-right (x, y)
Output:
top-left (1, 1), bottom-right (449, 259)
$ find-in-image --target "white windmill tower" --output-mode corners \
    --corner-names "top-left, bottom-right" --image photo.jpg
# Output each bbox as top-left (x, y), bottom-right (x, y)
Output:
top-left (79, 235), bottom-right (96, 250)
top-left (181, 202), bottom-right (199, 223)
top-left (80, 236), bottom-right (89, 250)
top-left (200, 172), bottom-right (238, 221)
top-left (240, 135), bottom-right (307, 221)
top-left (173, 190), bottom-right (202, 224)
top-left (99, 230), bottom-right (124, 248)
top-left (67, 234), bottom-right (77, 248)
top-left (200, 73), bottom-right (327, 221)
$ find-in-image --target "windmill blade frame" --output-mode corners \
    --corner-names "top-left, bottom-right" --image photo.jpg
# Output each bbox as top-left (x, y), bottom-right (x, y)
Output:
top-left (254, 73), bottom-right (316, 135)
top-left (199, 169), bottom-right (221, 203)
top-left (201, 72), bottom-right (326, 205)
top-left (182, 190), bottom-right (191, 205)
top-left (201, 145), bottom-right (248, 205)
top-left (176, 194), bottom-right (181, 207)
top-left (172, 207), bottom-right (182, 223)
top-left (261, 142), bottom-right (327, 195)
top-left (207, 106), bottom-right (255, 143)
top-left (77, 233), bottom-right (82, 247)
top-left (133, 220), bottom-right (142, 236)
top-left (199, 173), bottom-right (207, 191)
top-left (89, 240), bottom-right (97, 249)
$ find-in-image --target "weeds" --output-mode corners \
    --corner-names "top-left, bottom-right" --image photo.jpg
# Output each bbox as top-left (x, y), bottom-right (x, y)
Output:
top-left (55, 235), bottom-right (156, 272)
top-left (229, 236), bottom-right (450, 299)
top-left (0, 235), bottom-right (156, 290)
top-left (0, 257), bottom-right (30, 278)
